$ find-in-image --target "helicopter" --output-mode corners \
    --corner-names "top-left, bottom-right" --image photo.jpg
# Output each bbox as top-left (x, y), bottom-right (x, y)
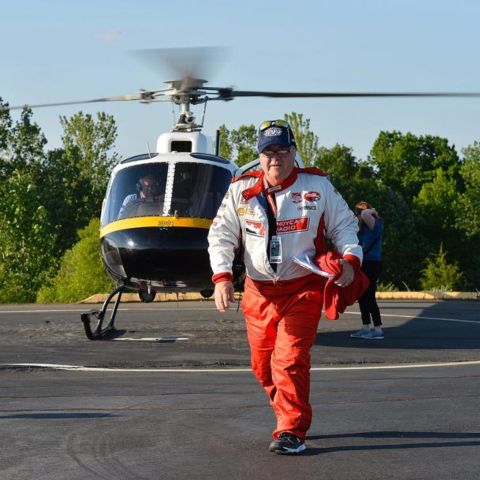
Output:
top-left (5, 48), bottom-right (480, 340)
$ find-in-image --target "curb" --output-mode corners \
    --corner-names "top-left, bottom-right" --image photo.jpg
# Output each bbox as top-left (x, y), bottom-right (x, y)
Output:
top-left (376, 291), bottom-right (479, 301)
top-left (78, 291), bottom-right (479, 304)
top-left (78, 292), bottom-right (211, 304)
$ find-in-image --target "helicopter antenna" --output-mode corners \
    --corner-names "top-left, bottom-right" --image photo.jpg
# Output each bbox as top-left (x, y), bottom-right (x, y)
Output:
top-left (199, 97), bottom-right (209, 129)
top-left (171, 103), bottom-right (176, 129)
top-left (146, 142), bottom-right (152, 158)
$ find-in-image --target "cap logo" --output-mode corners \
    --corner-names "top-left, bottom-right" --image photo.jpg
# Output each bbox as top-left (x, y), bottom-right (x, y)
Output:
top-left (263, 127), bottom-right (282, 137)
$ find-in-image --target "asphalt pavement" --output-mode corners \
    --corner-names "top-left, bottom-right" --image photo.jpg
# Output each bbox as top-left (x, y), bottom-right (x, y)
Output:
top-left (0, 300), bottom-right (479, 479)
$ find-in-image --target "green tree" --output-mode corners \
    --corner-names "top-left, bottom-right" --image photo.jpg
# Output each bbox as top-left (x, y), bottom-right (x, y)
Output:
top-left (314, 144), bottom-right (364, 204)
top-left (284, 112), bottom-right (318, 166)
top-left (218, 124), bottom-right (232, 160)
top-left (0, 108), bottom-right (53, 301)
top-left (419, 244), bottom-right (464, 291)
top-left (366, 130), bottom-right (473, 289)
top-left (218, 123), bottom-right (257, 167)
top-left (458, 142), bottom-right (480, 238)
top-left (0, 98), bottom-right (12, 153)
top-left (368, 131), bottom-right (461, 204)
top-left (413, 168), bottom-right (462, 258)
top-left (0, 108), bottom-right (118, 302)
top-left (37, 218), bottom-right (114, 303)
top-left (60, 112), bottom-right (118, 223)
top-left (316, 144), bottom-right (357, 178)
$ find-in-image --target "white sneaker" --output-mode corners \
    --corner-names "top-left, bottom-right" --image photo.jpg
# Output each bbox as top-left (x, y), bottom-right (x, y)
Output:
top-left (366, 329), bottom-right (384, 340)
top-left (350, 329), bottom-right (372, 339)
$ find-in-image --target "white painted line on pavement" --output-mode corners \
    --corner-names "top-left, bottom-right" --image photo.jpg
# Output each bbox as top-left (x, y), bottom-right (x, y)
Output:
top-left (0, 308), bottom-right (216, 314)
top-left (0, 308), bottom-right (478, 326)
top-left (2, 360), bottom-right (480, 373)
top-left (0, 309), bottom-right (90, 313)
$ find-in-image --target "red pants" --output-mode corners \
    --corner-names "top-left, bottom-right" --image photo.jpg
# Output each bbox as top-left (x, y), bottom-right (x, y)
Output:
top-left (241, 274), bottom-right (324, 441)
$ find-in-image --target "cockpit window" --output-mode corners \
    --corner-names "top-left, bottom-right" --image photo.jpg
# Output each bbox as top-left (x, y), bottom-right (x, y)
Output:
top-left (170, 162), bottom-right (231, 218)
top-left (101, 161), bottom-right (232, 227)
top-left (102, 163), bottom-right (168, 226)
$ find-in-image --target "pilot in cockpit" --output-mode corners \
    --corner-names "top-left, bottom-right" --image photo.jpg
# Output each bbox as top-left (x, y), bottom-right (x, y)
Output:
top-left (118, 174), bottom-right (163, 219)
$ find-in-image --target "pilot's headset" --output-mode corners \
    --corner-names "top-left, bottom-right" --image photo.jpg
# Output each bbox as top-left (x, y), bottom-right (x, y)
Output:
top-left (136, 175), bottom-right (160, 198)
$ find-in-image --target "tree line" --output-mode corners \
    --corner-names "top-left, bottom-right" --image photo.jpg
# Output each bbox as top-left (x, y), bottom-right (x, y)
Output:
top-left (0, 99), bottom-right (115, 302)
top-left (0, 102), bottom-right (478, 303)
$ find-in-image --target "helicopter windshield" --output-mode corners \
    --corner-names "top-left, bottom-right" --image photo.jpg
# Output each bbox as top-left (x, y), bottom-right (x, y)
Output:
top-left (102, 163), bottom-right (169, 225)
top-left (170, 162), bottom-right (231, 218)
top-left (101, 161), bottom-right (232, 226)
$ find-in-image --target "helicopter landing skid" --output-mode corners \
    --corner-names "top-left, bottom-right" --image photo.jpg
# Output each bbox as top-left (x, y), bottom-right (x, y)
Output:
top-left (81, 285), bottom-right (126, 340)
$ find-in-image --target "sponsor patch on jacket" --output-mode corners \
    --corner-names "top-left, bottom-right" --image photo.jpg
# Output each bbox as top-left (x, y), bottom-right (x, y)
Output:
top-left (245, 220), bottom-right (266, 237)
top-left (277, 217), bottom-right (309, 233)
top-left (304, 191), bottom-right (321, 202)
top-left (297, 205), bottom-right (317, 211)
top-left (237, 207), bottom-right (255, 216)
top-left (290, 192), bottom-right (302, 203)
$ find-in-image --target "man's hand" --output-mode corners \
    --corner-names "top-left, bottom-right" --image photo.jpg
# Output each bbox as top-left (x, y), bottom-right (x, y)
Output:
top-left (214, 280), bottom-right (235, 312)
top-left (334, 259), bottom-right (354, 288)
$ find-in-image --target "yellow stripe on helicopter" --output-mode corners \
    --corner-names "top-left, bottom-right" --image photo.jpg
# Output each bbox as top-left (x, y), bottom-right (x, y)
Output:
top-left (100, 216), bottom-right (213, 237)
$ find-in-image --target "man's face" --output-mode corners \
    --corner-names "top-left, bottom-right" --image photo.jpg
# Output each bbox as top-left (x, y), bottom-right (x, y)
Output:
top-left (260, 145), bottom-right (296, 184)
top-left (141, 177), bottom-right (157, 198)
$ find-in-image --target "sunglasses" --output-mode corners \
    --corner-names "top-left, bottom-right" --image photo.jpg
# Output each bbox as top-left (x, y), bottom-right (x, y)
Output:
top-left (261, 148), bottom-right (292, 158)
top-left (259, 119), bottom-right (291, 131)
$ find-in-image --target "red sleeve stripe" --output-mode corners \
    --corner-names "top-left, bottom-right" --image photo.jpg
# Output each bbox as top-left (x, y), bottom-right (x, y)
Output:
top-left (212, 272), bottom-right (233, 284)
top-left (314, 214), bottom-right (328, 255)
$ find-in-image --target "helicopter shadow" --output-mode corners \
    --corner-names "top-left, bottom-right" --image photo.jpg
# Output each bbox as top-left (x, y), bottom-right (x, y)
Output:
top-left (315, 301), bottom-right (480, 350)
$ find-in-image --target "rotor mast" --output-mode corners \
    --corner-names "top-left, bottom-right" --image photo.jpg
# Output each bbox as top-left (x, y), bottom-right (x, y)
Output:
top-left (166, 78), bottom-right (209, 132)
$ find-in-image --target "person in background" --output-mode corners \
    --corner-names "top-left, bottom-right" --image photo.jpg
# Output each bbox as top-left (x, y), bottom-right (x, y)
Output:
top-left (351, 201), bottom-right (384, 339)
top-left (208, 119), bottom-right (363, 455)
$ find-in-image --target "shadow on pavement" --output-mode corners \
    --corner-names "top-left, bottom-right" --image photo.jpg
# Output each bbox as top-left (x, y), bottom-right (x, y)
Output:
top-left (316, 301), bottom-right (480, 350)
top-left (302, 430), bottom-right (480, 456)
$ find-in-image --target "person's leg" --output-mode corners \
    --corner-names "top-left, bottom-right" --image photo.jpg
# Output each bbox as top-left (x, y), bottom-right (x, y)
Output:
top-left (270, 287), bottom-right (322, 442)
top-left (242, 280), bottom-right (279, 402)
top-left (362, 261), bottom-right (382, 327)
top-left (358, 293), bottom-right (372, 326)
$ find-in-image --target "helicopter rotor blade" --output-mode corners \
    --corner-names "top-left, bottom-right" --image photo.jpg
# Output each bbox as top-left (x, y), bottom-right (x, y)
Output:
top-left (223, 90), bottom-right (480, 99)
top-left (4, 91), bottom-right (167, 111)
top-left (131, 46), bottom-right (227, 84)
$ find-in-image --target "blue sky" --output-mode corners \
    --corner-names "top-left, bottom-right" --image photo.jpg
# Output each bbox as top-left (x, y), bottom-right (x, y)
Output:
top-left (2, 0), bottom-right (480, 161)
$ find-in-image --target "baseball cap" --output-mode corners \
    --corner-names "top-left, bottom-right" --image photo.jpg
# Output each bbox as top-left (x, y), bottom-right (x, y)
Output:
top-left (257, 120), bottom-right (296, 153)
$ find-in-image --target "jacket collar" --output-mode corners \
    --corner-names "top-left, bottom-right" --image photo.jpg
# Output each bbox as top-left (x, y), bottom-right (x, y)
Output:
top-left (242, 168), bottom-right (298, 201)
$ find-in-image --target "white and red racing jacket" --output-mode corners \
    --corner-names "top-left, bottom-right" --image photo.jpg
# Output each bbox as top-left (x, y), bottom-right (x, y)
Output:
top-left (208, 167), bottom-right (362, 284)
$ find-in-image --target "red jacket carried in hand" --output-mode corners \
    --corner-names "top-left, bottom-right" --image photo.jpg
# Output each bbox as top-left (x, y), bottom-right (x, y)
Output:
top-left (315, 250), bottom-right (370, 320)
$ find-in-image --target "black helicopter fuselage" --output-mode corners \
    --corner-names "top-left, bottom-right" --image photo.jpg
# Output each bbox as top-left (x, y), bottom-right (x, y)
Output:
top-left (101, 221), bottom-right (214, 290)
